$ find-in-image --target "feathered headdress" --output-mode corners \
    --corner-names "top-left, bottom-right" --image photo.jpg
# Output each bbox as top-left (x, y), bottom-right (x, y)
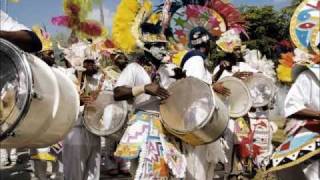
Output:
top-left (243, 49), bottom-right (276, 81)
top-left (32, 25), bottom-right (53, 52)
top-left (216, 29), bottom-right (242, 53)
top-left (51, 0), bottom-right (107, 40)
top-left (276, 52), bottom-right (294, 83)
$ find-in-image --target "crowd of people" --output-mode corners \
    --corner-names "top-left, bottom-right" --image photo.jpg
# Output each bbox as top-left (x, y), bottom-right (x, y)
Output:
top-left (0, 0), bottom-right (319, 179)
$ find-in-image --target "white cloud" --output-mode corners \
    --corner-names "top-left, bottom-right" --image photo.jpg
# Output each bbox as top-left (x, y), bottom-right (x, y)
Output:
top-left (88, 5), bottom-right (114, 29)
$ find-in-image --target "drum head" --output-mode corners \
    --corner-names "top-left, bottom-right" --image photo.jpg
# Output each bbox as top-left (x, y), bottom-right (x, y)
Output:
top-left (0, 39), bottom-right (32, 140)
top-left (246, 73), bottom-right (275, 107)
top-left (219, 76), bottom-right (252, 118)
top-left (160, 77), bottom-right (215, 132)
top-left (84, 91), bottom-right (127, 136)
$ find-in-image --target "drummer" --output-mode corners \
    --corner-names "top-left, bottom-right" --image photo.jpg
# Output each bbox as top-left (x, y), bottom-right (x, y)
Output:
top-left (113, 41), bottom-right (187, 180)
top-left (0, 10), bottom-right (42, 52)
top-left (180, 27), bottom-right (229, 180)
top-left (267, 53), bottom-right (320, 180)
top-left (63, 57), bottom-right (102, 180)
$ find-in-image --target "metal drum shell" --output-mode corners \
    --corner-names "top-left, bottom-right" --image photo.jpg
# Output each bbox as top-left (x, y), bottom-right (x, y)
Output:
top-left (218, 76), bottom-right (252, 118)
top-left (245, 73), bottom-right (276, 108)
top-left (31, 67), bottom-right (79, 146)
top-left (160, 77), bottom-right (229, 146)
top-left (1, 54), bottom-right (60, 148)
top-left (83, 91), bottom-right (127, 140)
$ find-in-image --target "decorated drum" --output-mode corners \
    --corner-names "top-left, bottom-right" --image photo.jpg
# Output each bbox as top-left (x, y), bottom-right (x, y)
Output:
top-left (160, 77), bottom-right (229, 145)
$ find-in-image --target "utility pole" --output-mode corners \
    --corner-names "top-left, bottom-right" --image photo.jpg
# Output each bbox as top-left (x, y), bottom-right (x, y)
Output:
top-left (99, 1), bottom-right (105, 25)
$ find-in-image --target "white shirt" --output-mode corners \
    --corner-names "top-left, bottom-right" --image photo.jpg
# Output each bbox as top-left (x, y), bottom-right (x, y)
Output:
top-left (0, 10), bottom-right (29, 31)
top-left (116, 62), bottom-right (159, 112)
top-left (284, 70), bottom-right (320, 118)
top-left (183, 55), bottom-right (212, 84)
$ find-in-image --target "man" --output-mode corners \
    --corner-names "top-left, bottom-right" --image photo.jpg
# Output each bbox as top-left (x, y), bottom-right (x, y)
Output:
top-left (180, 27), bottom-right (229, 180)
top-left (269, 61), bottom-right (320, 180)
top-left (113, 42), bottom-right (186, 179)
top-left (0, 10), bottom-right (42, 52)
top-left (63, 58), bottom-right (102, 180)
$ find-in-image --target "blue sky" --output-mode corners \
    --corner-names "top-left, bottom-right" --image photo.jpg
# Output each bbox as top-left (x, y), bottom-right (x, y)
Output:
top-left (0, 0), bottom-right (292, 35)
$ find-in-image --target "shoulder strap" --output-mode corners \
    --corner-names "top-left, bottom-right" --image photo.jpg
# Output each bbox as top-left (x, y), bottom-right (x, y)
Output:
top-left (180, 50), bottom-right (206, 68)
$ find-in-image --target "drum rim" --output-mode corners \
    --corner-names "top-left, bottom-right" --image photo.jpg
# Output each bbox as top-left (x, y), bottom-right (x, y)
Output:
top-left (83, 96), bottom-right (128, 136)
top-left (160, 77), bottom-right (216, 133)
top-left (0, 39), bottom-right (33, 141)
top-left (219, 76), bottom-right (252, 118)
top-left (246, 73), bottom-right (276, 107)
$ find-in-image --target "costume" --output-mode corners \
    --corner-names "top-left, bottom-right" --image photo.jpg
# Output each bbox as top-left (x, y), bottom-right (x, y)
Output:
top-left (63, 70), bottom-right (103, 180)
top-left (114, 62), bottom-right (186, 179)
top-left (267, 65), bottom-right (320, 180)
top-left (181, 48), bottom-right (228, 180)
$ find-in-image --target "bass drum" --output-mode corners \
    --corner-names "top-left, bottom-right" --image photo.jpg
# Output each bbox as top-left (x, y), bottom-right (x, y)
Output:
top-left (160, 77), bottom-right (229, 145)
top-left (83, 91), bottom-right (127, 140)
top-left (218, 76), bottom-right (252, 118)
top-left (0, 39), bottom-right (79, 148)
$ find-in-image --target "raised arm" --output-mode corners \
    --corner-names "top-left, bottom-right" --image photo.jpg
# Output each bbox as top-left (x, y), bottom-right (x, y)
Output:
top-left (0, 30), bottom-right (42, 52)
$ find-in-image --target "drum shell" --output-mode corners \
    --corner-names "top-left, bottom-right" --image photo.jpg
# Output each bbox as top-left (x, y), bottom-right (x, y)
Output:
top-left (1, 54), bottom-right (79, 148)
top-left (160, 77), bottom-right (229, 146)
top-left (83, 91), bottom-right (127, 140)
top-left (218, 76), bottom-right (252, 118)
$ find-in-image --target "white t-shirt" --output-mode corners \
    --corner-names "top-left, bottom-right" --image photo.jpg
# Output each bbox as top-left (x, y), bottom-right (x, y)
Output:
top-left (116, 62), bottom-right (159, 112)
top-left (183, 55), bottom-right (212, 84)
top-left (284, 70), bottom-right (320, 118)
top-left (0, 10), bottom-right (29, 31)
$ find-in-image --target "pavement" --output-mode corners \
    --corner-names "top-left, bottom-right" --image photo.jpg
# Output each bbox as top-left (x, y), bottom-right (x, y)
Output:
top-left (0, 151), bottom-right (131, 180)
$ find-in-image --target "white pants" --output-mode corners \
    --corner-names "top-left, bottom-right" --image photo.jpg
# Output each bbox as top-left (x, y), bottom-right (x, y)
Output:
top-left (63, 125), bottom-right (101, 180)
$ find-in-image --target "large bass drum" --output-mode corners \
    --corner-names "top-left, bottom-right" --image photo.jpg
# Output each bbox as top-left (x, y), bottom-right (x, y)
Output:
top-left (83, 91), bottom-right (127, 140)
top-left (160, 77), bottom-right (229, 145)
top-left (0, 39), bottom-right (79, 148)
top-left (218, 76), bottom-right (252, 118)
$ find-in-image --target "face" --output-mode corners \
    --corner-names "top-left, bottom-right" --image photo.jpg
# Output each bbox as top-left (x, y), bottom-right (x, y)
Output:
top-left (83, 61), bottom-right (98, 76)
top-left (233, 46), bottom-right (242, 59)
top-left (40, 50), bottom-right (55, 66)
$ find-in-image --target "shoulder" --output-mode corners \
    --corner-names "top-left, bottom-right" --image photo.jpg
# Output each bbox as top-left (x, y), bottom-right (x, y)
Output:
top-left (0, 10), bottom-right (29, 31)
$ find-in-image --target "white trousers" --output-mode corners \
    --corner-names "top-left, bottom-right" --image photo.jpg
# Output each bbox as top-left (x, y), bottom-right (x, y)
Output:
top-left (63, 125), bottom-right (101, 180)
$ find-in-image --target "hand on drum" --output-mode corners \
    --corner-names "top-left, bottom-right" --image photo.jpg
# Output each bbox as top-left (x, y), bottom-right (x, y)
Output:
top-left (212, 82), bottom-right (231, 97)
top-left (233, 71), bottom-right (253, 80)
top-left (80, 94), bottom-right (95, 105)
top-left (145, 83), bottom-right (170, 100)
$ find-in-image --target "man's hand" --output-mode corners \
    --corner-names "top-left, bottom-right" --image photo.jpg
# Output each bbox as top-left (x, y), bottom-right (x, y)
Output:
top-left (80, 94), bottom-right (94, 105)
top-left (233, 71), bottom-right (253, 80)
top-left (213, 82), bottom-right (231, 96)
top-left (145, 83), bottom-right (170, 100)
top-left (170, 67), bottom-right (186, 79)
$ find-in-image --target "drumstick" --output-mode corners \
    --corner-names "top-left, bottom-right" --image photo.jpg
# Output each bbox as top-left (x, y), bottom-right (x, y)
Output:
top-left (213, 65), bottom-right (226, 82)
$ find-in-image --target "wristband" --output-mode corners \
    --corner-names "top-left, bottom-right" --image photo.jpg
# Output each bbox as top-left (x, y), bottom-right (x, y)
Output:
top-left (132, 85), bottom-right (145, 97)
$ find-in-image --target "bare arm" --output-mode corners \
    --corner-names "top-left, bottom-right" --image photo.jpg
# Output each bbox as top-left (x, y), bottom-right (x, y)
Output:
top-left (114, 83), bottom-right (170, 101)
top-left (0, 30), bottom-right (42, 52)
top-left (113, 86), bottom-right (134, 101)
top-left (288, 108), bottom-right (320, 120)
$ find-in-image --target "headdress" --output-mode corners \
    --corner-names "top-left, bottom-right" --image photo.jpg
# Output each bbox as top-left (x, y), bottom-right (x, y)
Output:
top-left (216, 29), bottom-right (242, 53)
top-left (32, 25), bottom-right (53, 52)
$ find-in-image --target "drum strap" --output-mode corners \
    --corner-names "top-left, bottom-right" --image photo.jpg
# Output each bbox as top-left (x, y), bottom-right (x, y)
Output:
top-left (180, 50), bottom-right (206, 69)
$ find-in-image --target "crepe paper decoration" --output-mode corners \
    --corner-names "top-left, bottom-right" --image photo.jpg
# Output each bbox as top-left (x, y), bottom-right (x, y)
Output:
top-left (290, 0), bottom-right (320, 55)
top-left (32, 25), bottom-right (53, 52)
top-left (170, 5), bottom-right (226, 47)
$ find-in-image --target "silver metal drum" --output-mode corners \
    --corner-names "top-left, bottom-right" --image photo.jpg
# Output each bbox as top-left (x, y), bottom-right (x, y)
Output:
top-left (218, 76), bottom-right (252, 118)
top-left (0, 39), bottom-right (79, 148)
top-left (160, 77), bottom-right (229, 145)
top-left (83, 91), bottom-right (127, 140)
top-left (245, 73), bottom-right (276, 107)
